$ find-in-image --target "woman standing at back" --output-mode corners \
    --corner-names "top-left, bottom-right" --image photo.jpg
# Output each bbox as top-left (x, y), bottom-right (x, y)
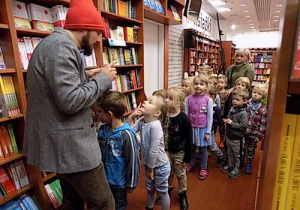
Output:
top-left (225, 48), bottom-right (255, 96)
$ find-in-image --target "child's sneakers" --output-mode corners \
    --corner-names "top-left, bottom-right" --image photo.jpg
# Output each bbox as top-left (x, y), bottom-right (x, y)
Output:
top-left (245, 162), bottom-right (252, 175)
top-left (186, 164), bottom-right (194, 173)
top-left (215, 155), bottom-right (226, 168)
top-left (228, 168), bottom-right (241, 178)
top-left (221, 165), bottom-right (233, 174)
top-left (198, 169), bottom-right (208, 180)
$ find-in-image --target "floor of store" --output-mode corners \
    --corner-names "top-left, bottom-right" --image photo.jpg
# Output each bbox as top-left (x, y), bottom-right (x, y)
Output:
top-left (128, 143), bottom-right (258, 210)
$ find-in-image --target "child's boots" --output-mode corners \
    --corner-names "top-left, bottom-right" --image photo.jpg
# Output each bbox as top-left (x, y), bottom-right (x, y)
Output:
top-left (179, 191), bottom-right (189, 210)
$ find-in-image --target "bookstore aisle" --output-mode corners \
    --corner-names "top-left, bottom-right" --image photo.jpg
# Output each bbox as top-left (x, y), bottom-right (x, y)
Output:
top-left (128, 139), bottom-right (258, 210)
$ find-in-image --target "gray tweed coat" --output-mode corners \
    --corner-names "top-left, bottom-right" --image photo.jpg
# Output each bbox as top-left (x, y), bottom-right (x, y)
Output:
top-left (23, 28), bottom-right (111, 173)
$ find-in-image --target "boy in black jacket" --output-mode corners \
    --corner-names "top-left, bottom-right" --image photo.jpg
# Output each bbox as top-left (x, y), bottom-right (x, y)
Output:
top-left (221, 89), bottom-right (249, 179)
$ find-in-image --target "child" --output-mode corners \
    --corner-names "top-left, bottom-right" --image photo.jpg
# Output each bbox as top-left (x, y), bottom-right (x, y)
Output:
top-left (245, 84), bottom-right (268, 175)
top-left (185, 75), bottom-right (213, 180)
top-left (164, 86), bottom-right (192, 210)
top-left (198, 65), bottom-right (213, 76)
top-left (221, 89), bottom-right (249, 178)
top-left (208, 76), bottom-right (221, 108)
top-left (152, 89), bottom-right (167, 99)
top-left (97, 91), bottom-right (140, 210)
top-left (217, 75), bottom-right (228, 148)
top-left (182, 77), bottom-right (194, 97)
top-left (207, 87), bottom-right (226, 168)
top-left (128, 94), bottom-right (170, 210)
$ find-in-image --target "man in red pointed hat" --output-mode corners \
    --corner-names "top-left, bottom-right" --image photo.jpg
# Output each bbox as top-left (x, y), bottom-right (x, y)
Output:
top-left (23, 0), bottom-right (116, 209)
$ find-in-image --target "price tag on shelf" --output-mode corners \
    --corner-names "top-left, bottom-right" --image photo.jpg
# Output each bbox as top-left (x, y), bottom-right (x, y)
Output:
top-left (108, 39), bottom-right (126, 47)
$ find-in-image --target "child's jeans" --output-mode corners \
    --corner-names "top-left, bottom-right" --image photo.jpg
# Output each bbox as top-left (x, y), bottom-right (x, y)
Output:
top-left (245, 136), bottom-right (257, 163)
top-left (110, 186), bottom-right (127, 210)
top-left (226, 137), bottom-right (242, 170)
top-left (168, 151), bottom-right (187, 193)
top-left (189, 146), bottom-right (208, 170)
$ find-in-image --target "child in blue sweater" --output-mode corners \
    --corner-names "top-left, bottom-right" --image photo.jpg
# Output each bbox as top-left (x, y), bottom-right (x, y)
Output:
top-left (97, 91), bottom-right (140, 210)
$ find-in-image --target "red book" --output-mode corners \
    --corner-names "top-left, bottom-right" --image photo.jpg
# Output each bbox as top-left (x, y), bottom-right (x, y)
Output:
top-left (0, 166), bottom-right (15, 194)
top-left (291, 17), bottom-right (300, 78)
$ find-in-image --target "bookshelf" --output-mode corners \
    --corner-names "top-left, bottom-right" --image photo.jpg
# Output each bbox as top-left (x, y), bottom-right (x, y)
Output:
top-left (144, 0), bottom-right (184, 25)
top-left (249, 48), bottom-right (276, 87)
top-left (0, 0), bottom-right (147, 208)
top-left (220, 41), bottom-right (236, 68)
top-left (256, 0), bottom-right (300, 209)
top-left (183, 29), bottom-right (220, 76)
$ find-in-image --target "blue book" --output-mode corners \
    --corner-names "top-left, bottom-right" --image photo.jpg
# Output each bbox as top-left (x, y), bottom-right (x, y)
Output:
top-left (144, 0), bottom-right (151, 8)
top-left (1, 200), bottom-right (22, 210)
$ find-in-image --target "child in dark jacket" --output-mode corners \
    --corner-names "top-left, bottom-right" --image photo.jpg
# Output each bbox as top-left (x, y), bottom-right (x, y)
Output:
top-left (221, 89), bottom-right (249, 179)
top-left (97, 91), bottom-right (140, 210)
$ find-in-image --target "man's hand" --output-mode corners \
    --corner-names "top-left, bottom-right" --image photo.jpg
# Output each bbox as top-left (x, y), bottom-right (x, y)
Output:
top-left (101, 62), bottom-right (117, 81)
top-left (86, 61), bottom-right (117, 81)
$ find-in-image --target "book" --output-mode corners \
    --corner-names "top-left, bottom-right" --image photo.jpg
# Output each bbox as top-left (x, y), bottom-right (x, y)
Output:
top-left (170, 5), bottom-right (181, 21)
top-left (23, 37), bottom-right (34, 61)
top-left (108, 48), bottom-right (120, 65)
top-left (118, 0), bottom-right (127, 17)
top-left (124, 49), bottom-right (132, 65)
top-left (291, 10), bottom-right (300, 78)
top-left (272, 114), bottom-right (298, 210)
top-left (1, 125), bottom-right (14, 156)
top-left (11, 0), bottom-right (31, 29)
top-left (17, 38), bottom-right (29, 70)
top-left (45, 184), bottom-right (60, 208)
top-left (27, 3), bottom-right (54, 32)
top-left (9, 163), bottom-right (21, 190)
top-left (14, 160), bottom-right (30, 187)
top-left (1, 200), bottom-right (22, 210)
top-left (0, 166), bottom-right (16, 194)
top-left (0, 44), bottom-right (6, 69)
top-left (7, 124), bottom-right (18, 154)
top-left (51, 5), bottom-right (66, 28)
top-left (285, 116), bottom-right (300, 209)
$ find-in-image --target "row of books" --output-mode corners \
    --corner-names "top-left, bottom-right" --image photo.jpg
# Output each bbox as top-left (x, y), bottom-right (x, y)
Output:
top-left (254, 75), bottom-right (269, 81)
top-left (0, 75), bottom-right (21, 118)
top-left (44, 179), bottom-right (62, 208)
top-left (81, 50), bottom-right (97, 68)
top-left (0, 124), bottom-right (18, 160)
top-left (251, 62), bottom-right (271, 69)
top-left (255, 69), bottom-right (271, 75)
top-left (124, 92), bottom-right (138, 113)
top-left (12, 0), bottom-right (69, 31)
top-left (272, 114), bottom-right (300, 210)
top-left (1, 193), bottom-right (40, 210)
top-left (17, 37), bottom-right (43, 69)
top-left (102, 17), bottom-right (139, 42)
top-left (250, 54), bottom-right (273, 63)
top-left (100, 0), bottom-right (136, 19)
top-left (144, 0), bottom-right (164, 14)
top-left (111, 69), bottom-right (140, 92)
top-left (251, 81), bottom-right (266, 86)
top-left (103, 47), bottom-right (139, 65)
top-left (0, 160), bottom-right (30, 195)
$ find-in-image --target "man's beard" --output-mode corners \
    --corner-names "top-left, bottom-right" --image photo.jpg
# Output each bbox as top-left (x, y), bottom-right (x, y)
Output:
top-left (82, 33), bottom-right (94, 56)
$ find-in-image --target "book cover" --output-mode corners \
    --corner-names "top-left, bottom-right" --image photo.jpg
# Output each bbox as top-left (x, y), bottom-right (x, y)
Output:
top-left (17, 38), bottom-right (29, 70)
top-left (124, 49), bottom-right (132, 65)
top-left (0, 44), bottom-right (6, 69)
top-left (170, 5), bottom-right (181, 21)
top-left (14, 160), bottom-right (30, 187)
top-left (118, 0), bottom-right (127, 17)
top-left (0, 125), bottom-right (14, 156)
top-left (49, 181), bottom-right (62, 205)
top-left (119, 48), bottom-right (125, 65)
top-left (45, 184), bottom-right (60, 208)
top-left (7, 124), bottom-right (19, 154)
top-left (0, 166), bottom-right (16, 194)
top-left (9, 163), bottom-right (21, 190)
top-left (108, 48), bottom-right (120, 65)
top-left (20, 194), bottom-right (39, 210)
top-left (285, 116), bottom-right (300, 209)
top-left (1, 200), bottom-right (22, 210)
top-left (291, 10), bottom-right (300, 78)
top-left (11, 0), bottom-right (31, 29)
top-left (23, 37), bottom-right (34, 61)
top-left (272, 114), bottom-right (298, 210)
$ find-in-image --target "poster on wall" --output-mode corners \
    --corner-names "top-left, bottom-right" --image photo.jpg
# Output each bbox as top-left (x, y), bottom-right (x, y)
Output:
top-left (168, 25), bottom-right (184, 87)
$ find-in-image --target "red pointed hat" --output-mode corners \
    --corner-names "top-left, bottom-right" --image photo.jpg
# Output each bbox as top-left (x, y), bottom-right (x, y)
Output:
top-left (64, 0), bottom-right (106, 35)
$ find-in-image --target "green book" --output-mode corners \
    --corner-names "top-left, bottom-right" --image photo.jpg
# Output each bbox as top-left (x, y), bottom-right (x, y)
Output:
top-left (7, 124), bottom-right (18, 154)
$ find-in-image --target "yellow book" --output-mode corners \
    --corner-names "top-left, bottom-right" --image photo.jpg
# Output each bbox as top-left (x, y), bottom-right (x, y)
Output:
top-left (272, 114), bottom-right (298, 210)
top-left (285, 116), bottom-right (300, 210)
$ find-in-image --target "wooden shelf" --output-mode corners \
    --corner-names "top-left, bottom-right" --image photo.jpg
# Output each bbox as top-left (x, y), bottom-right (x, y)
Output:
top-left (144, 8), bottom-right (181, 25)
top-left (0, 24), bottom-right (9, 30)
top-left (288, 78), bottom-right (300, 94)
top-left (102, 38), bottom-right (143, 46)
top-left (42, 173), bottom-right (57, 183)
top-left (0, 184), bottom-right (34, 206)
top-left (16, 28), bottom-right (52, 37)
top-left (0, 68), bottom-right (16, 73)
top-left (28, 0), bottom-right (70, 6)
top-left (121, 87), bottom-right (143, 94)
top-left (84, 66), bottom-right (100, 70)
top-left (0, 153), bottom-right (24, 166)
top-left (100, 11), bottom-right (143, 25)
top-left (115, 64), bottom-right (143, 68)
top-left (0, 114), bottom-right (24, 123)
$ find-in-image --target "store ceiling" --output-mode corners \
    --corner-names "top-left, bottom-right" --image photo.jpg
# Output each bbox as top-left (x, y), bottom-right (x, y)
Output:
top-left (204, 0), bottom-right (284, 35)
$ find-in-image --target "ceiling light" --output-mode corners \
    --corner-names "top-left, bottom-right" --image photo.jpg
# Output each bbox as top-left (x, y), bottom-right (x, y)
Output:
top-left (243, 10), bottom-right (249, 12)
top-left (210, 1), bottom-right (226, 6)
top-left (274, 16), bottom-right (279, 18)
top-left (251, 26), bottom-right (255, 28)
top-left (275, 10), bottom-right (280, 13)
top-left (274, 20), bottom-right (279, 22)
top-left (249, 23), bottom-right (254, 25)
top-left (252, 29), bottom-right (256, 31)
top-left (248, 19), bottom-right (252, 22)
top-left (246, 15), bottom-right (251, 18)
top-left (276, 4), bottom-right (282, 7)
top-left (241, 3), bottom-right (247, 6)
top-left (231, 24), bottom-right (236, 29)
top-left (217, 7), bottom-right (231, 12)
